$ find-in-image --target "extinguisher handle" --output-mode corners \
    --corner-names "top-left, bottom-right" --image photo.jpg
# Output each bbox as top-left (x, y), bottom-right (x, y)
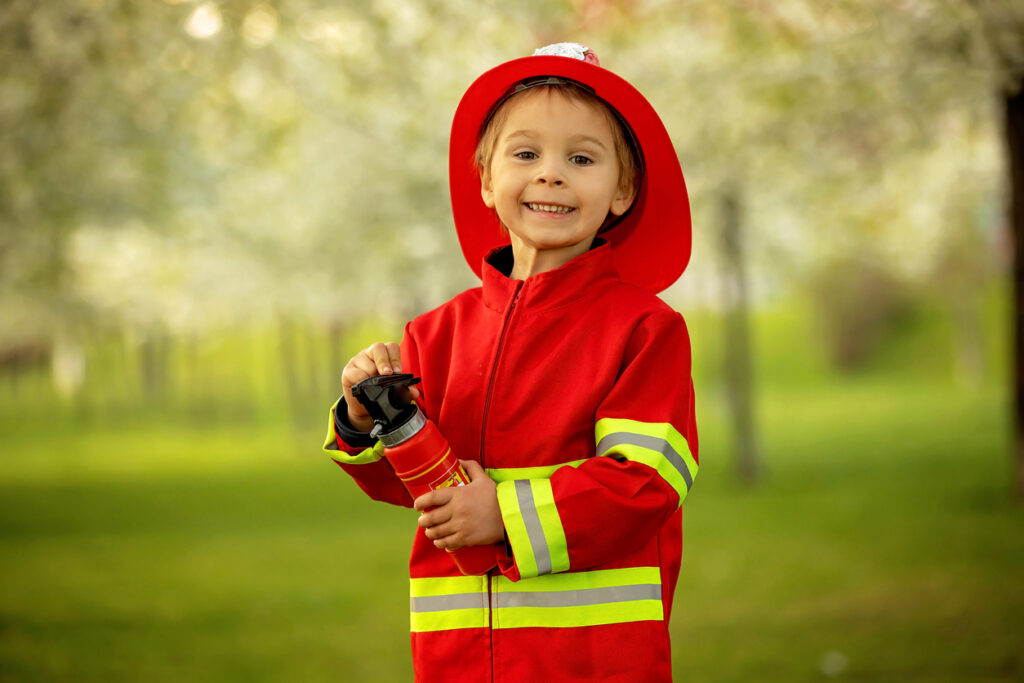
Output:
top-left (352, 373), bottom-right (423, 434)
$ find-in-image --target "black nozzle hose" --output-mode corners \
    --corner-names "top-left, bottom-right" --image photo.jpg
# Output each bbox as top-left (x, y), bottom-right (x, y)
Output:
top-left (351, 373), bottom-right (423, 435)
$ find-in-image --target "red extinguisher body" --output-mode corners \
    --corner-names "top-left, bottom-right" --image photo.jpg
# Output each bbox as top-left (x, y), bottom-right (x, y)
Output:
top-left (382, 413), bottom-right (498, 575)
top-left (352, 373), bottom-right (498, 576)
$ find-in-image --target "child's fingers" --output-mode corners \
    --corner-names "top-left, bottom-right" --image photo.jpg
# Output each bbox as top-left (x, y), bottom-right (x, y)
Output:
top-left (422, 520), bottom-right (457, 541)
top-left (341, 340), bottom-right (402, 391)
top-left (384, 342), bottom-right (403, 372)
top-left (341, 349), bottom-right (384, 397)
top-left (339, 340), bottom-right (412, 433)
top-left (414, 487), bottom-right (454, 512)
top-left (426, 525), bottom-right (464, 550)
top-left (351, 352), bottom-right (379, 376)
top-left (417, 504), bottom-right (452, 528)
top-left (460, 459), bottom-right (487, 481)
top-left (365, 342), bottom-right (400, 375)
top-left (341, 358), bottom-right (375, 392)
top-left (434, 536), bottom-right (463, 551)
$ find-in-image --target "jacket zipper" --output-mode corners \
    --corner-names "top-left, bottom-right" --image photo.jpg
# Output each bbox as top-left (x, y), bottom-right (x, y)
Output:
top-left (479, 282), bottom-right (523, 469)
top-left (481, 281), bottom-right (521, 683)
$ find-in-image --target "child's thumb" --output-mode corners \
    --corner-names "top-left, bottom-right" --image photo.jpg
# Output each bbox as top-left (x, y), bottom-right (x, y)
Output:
top-left (460, 459), bottom-right (486, 481)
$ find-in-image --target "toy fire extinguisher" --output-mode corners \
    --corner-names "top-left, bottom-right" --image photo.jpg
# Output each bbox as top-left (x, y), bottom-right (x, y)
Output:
top-left (352, 373), bottom-right (499, 576)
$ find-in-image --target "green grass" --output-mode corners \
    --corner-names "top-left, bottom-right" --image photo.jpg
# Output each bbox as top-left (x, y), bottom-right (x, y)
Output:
top-left (1, 292), bottom-right (1022, 681)
top-left (677, 379), bottom-right (1023, 682)
top-left (0, 423), bottom-right (417, 682)
top-left (1, 378), bottom-right (1021, 682)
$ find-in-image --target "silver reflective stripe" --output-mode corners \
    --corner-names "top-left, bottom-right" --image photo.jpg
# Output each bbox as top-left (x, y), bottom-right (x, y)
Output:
top-left (410, 592), bottom-right (487, 613)
top-left (596, 432), bottom-right (693, 491)
top-left (497, 583), bottom-right (661, 609)
top-left (515, 479), bottom-right (553, 576)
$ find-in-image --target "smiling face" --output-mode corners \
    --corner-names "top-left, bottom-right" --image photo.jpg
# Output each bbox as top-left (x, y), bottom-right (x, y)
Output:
top-left (479, 88), bottom-right (636, 279)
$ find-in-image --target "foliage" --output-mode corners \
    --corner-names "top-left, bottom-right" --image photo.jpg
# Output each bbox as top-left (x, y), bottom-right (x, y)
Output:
top-left (0, 1), bottom-right (1017, 366)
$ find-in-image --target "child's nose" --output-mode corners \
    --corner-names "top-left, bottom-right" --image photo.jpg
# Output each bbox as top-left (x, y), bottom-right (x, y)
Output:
top-left (534, 166), bottom-right (565, 186)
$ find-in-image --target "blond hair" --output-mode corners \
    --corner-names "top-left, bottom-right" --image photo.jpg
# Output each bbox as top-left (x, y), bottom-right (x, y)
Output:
top-left (474, 81), bottom-right (642, 197)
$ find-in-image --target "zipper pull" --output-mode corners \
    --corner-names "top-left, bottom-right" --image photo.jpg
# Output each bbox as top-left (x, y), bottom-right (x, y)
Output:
top-left (510, 283), bottom-right (523, 308)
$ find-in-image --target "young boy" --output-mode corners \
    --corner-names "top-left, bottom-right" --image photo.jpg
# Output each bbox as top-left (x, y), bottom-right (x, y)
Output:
top-left (325, 43), bottom-right (698, 682)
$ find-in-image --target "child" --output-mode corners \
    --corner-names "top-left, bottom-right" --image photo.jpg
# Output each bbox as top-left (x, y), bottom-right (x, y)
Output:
top-left (324, 43), bottom-right (698, 682)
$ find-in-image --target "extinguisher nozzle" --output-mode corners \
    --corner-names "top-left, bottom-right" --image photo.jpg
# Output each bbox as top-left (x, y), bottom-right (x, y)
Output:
top-left (352, 373), bottom-right (423, 435)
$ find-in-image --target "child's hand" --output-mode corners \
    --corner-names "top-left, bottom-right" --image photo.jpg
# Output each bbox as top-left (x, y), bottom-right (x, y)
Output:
top-left (414, 460), bottom-right (504, 550)
top-left (341, 341), bottom-right (420, 433)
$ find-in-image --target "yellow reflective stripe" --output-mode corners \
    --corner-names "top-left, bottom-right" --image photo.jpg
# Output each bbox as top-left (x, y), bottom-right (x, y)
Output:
top-left (595, 418), bottom-right (697, 504)
top-left (491, 567), bottom-right (663, 629)
top-left (411, 607), bottom-right (489, 632)
top-left (486, 459), bottom-right (587, 483)
top-left (496, 479), bottom-right (539, 578)
top-left (409, 568), bottom-right (664, 632)
top-left (494, 565), bottom-right (660, 592)
top-left (410, 575), bottom-right (484, 597)
top-left (322, 399), bottom-right (383, 465)
top-left (492, 465), bottom-right (578, 579)
top-left (494, 598), bottom-right (663, 629)
top-left (497, 479), bottom-right (570, 578)
top-left (530, 480), bottom-right (570, 575)
top-left (409, 575), bottom-right (489, 633)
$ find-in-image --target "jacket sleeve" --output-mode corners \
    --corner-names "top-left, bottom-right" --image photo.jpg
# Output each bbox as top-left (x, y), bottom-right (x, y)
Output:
top-left (320, 324), bottom-right (426, 509)
top-left (494, 310), bottom-right (699, 581)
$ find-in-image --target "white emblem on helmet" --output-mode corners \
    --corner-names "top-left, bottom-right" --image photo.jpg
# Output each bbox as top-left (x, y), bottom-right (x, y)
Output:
top-left (533, 42), bottom-right (589, 61)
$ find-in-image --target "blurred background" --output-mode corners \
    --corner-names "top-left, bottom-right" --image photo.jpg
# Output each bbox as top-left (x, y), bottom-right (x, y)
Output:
top-left (2, 0), bottom-right (1023, 681)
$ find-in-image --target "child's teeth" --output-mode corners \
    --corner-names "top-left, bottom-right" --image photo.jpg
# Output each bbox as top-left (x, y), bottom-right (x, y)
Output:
top-left (530, 203), bottom-right (573, 213)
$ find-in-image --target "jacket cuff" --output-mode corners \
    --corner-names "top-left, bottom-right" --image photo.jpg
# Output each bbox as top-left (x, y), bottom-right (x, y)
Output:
top-left (594, 417), bottom-right (697, 506)
top-left (496, 479), bottom-right (570, 579)
top-left (333, 397), bottom-right (377, 448)
top-left (323, 398), bottom-right (384, 465)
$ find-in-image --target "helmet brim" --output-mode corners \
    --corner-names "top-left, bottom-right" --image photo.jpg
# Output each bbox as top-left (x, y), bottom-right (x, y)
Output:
top-left (449, 55), bottom-right (691, 294)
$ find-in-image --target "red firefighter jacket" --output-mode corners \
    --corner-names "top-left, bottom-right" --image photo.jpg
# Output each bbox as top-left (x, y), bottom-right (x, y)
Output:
top-left (324, 243), bottom-right (699, 682)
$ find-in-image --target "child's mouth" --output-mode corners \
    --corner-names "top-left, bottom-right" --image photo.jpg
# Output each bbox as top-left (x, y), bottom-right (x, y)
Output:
top-left (526, 203), bottom-right (576, 214)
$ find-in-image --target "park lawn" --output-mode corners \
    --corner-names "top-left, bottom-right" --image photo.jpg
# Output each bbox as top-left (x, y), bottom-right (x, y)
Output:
top-left (677, 379), bottom-right (1023, 681)
top-left (1, 378), bottom-right (1022, 682)
top-left (0, 421), bottom-right (417, 682)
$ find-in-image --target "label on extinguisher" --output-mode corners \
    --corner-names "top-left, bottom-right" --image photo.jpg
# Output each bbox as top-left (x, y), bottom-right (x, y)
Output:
top-left (432, 470), bottom-right (466, 489)
top-left (430, 454), bottom-right (469, 490)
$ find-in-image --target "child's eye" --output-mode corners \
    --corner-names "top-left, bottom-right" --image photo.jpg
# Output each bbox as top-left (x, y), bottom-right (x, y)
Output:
top-left (514, 151), bottom-right (537, 160)
top-left (569, 154), bottom-right (593, 166)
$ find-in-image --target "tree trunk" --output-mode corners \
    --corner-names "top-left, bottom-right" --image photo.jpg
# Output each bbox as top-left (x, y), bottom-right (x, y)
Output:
top-left (719, 184), bottom-right (759, 484)
top-left (1007, 83), bottom-right (1024, 499)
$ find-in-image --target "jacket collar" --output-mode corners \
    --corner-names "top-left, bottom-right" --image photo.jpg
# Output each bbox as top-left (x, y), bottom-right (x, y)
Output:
top-left (481, 240), bottom-right (621, 312)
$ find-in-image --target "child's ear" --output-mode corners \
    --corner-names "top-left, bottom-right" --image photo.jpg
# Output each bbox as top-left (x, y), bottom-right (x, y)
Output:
top-left (480, 171), bottom-right (495, 209)
top-left (610, 183), bottom-right (636, 217)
